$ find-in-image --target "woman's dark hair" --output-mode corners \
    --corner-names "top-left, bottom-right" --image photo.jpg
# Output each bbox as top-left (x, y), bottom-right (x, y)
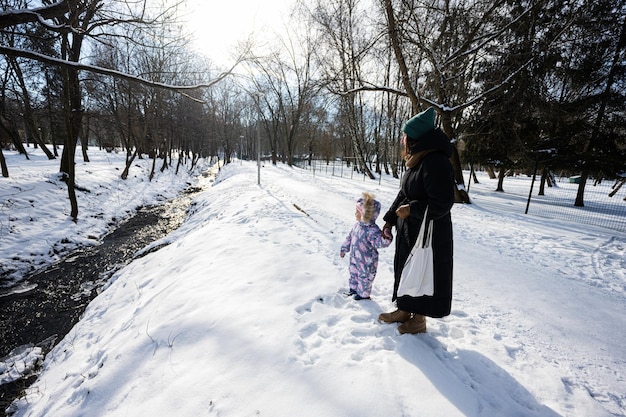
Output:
top-left (401, 134), bottom-right (418, 158)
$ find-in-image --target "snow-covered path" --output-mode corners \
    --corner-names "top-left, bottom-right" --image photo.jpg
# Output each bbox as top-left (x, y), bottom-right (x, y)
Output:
top-left (5, 160), bottom-right (626, 417)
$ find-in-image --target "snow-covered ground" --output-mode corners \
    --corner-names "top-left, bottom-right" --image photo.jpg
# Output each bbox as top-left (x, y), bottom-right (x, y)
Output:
top-left (0, 147), bottom-right (209, 290)
top-left (2, 148), bottom-right (625, 417)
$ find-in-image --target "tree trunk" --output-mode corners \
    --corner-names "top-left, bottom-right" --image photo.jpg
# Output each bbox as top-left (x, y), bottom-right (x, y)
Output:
top-left (149, 152), bottom-right (156, 181)
top-left (496, 166), bottom-right (506, 192)
top-left (121, 148), bottom-right (138, 180)
top-left (538, 167), bottom-right (548, 196)
top-left (8, 56), bottom-right (55, 160)
top-left (175, 151), bottom-right (183, 175)
top-left (190, 152), bottom-right (199, 170)
top-left (80, 114), bottom-right (89, 162)
top-left (609, 178), bottom-right (625, 198)
top-left (450, 144), bottom-right (470, 202)
top-left (471, 169), bottom-right (479, 184)
top-left (574, 169), bottom-right (588, 207)
top-left (160, 147), bottom-right (168, 172)
top-left (440, 113), bottom-right (471, 203)
top-left (351, 135), bottom-right (375, 179)
top-left (576, 19), bottom-right (625, 208)
top-left (383, 0), bottom-right (419, 111)
top-left (60, 65), bottom-right (82, 221)
top-left (0, 148), bottom-right (8, 177)
top-left (0, 118), bottom-right (29, 157)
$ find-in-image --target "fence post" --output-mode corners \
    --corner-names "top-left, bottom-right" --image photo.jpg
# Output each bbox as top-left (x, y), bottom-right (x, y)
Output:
top-left (525, 154), bottom-right (539, 214)
top-left (467, 158), bottom-right (474, 193)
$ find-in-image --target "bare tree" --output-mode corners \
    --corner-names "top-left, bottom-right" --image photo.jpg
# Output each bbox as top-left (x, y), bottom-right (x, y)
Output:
top-left (380, 0), bottom-right (517, 202)
top-left (247, 23), bottom-right (322, 166)
top-left (300, 0), bottom-right (379, 178)
top-left (572, 8), bottom-right (626, 206)
top-left (0, 1), bottom-right (241, 219)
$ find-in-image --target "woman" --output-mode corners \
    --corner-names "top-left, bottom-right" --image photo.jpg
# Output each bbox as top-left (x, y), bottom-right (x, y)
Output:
top-left (380, 107), bottom-right (455, 334)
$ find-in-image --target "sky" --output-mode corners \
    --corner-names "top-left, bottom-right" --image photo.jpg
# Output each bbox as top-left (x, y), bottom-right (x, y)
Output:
top-left (184, 0), bottom-right (295, 66)
top-left (1, 147), bottom-right (626, 417)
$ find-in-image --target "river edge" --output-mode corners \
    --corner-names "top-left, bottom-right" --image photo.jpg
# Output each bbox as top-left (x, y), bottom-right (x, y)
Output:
top-left (0, 175), bottom-right (213, 416)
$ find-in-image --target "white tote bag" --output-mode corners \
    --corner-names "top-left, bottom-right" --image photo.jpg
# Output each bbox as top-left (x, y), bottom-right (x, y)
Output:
top-left (397, 209), bottom-right (434, 297)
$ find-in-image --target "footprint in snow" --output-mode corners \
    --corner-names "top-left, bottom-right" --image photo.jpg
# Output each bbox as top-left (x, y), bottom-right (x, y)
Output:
top-left (291, 291), bottom-right (396, 366)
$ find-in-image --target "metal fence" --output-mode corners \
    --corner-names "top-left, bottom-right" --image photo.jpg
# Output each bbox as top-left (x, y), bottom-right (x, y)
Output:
top-left (293, 158), bottom-right (393, 184)
top-left (294, 159), bottom-right (626, 234)
top-left (490, 173), bottom-right (626, 233)
top-left (461, 170), bottom-right (626, 233)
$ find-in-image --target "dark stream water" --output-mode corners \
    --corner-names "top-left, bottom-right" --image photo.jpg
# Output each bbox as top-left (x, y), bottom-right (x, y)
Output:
top-left (0, 184), bottom-right (204, 415)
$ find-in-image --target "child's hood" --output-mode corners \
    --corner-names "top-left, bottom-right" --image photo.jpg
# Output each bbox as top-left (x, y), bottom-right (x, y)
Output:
top-left (371, 199), bottom-right (381, 222)
top-left (357, 192), bottom-right (381, 224)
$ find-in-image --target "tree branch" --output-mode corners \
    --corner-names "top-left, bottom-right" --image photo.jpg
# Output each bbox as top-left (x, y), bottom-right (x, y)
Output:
top-left (0, 46), bottom-right (239, 103)
top-left (0, 1), bottom-right (68, 29)
top-left (339, 84), bottom-right (408, 97)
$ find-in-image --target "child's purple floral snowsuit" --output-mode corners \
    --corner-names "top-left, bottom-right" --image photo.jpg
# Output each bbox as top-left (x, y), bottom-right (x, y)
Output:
top-left (341, 200), bottom-right (392, 298)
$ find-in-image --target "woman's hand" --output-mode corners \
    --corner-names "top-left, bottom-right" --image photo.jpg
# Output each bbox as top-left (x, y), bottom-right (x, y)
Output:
top-left (395, 204), bottom-right (410, 219)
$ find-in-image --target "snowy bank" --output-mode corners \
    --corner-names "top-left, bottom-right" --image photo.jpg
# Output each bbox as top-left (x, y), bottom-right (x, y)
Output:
top-left (0, 147), bottom-right (209, 288)
top-left (3, 159), bottom-right (626, 417)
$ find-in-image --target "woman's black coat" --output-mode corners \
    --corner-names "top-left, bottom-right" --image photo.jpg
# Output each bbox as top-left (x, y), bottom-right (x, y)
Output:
top-left (383, 128), bottom-right (455, 318)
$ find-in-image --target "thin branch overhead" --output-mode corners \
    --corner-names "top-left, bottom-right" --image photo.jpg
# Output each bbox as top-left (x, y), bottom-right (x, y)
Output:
top-left (0, 46), bottom-right (239, 103)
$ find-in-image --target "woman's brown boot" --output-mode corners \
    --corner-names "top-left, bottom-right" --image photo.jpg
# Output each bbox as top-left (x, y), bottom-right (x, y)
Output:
top-left (398, 314), bottom-right (427, 334)
top-left (378, 309), bottom-right (411, 323)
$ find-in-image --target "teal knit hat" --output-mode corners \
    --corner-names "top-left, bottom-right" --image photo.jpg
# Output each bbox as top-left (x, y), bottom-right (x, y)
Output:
top-left (402, 107), bottom-right (435, 140)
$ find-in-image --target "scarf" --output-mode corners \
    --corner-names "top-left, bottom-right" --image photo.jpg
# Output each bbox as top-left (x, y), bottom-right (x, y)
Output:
top-left (404, 150), bottom-right (434, 168)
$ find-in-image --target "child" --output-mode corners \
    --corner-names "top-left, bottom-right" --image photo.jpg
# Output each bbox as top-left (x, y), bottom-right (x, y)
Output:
top-left (340, 192), bottom-right (392, 300)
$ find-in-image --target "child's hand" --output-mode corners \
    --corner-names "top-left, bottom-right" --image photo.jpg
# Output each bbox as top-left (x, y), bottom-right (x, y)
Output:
top-left (382, 224), bottom-right (393, 239)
